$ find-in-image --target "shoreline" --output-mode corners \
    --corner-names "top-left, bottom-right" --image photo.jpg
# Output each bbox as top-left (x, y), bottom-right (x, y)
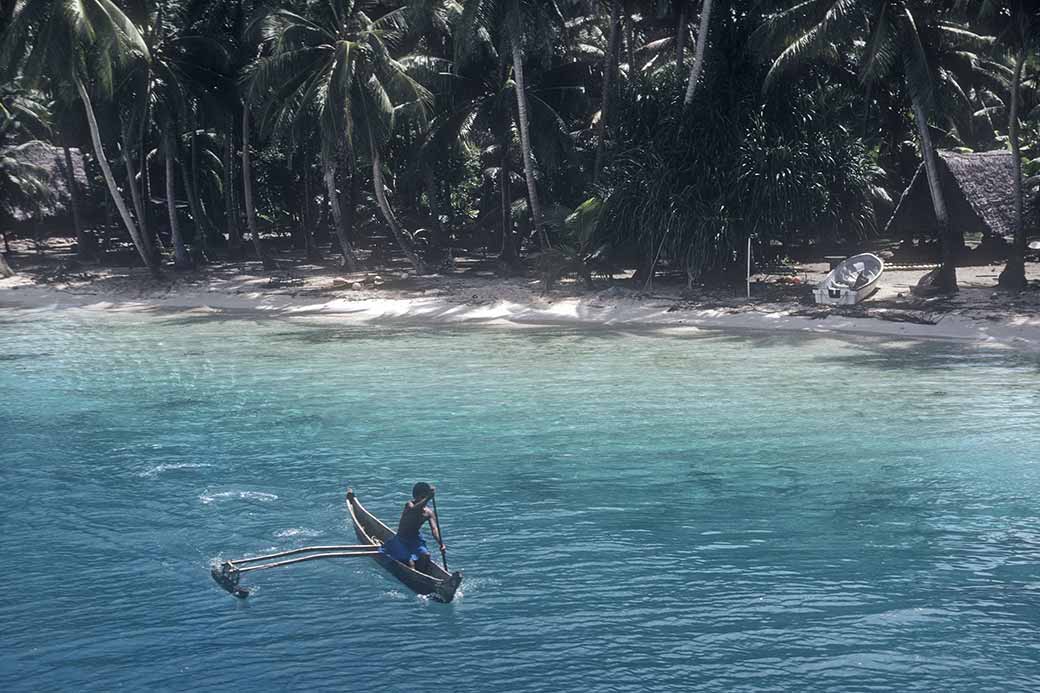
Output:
top-left (4, 270), bottom-right (1039, 350)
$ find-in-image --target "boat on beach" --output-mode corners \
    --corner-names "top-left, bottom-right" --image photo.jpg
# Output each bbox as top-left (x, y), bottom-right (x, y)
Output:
top-left (813, 253), bottom-right (884, 305)
top-left (346, 489), bottom-right (463, 603)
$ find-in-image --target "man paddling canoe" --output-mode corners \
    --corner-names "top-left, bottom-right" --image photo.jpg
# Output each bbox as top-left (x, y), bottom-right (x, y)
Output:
top-left (380, 482), bottom-right (447, 573)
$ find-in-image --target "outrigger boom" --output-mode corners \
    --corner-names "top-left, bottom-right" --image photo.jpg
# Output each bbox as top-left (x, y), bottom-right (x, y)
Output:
top-left (211, 544), bottom-right (381, 598)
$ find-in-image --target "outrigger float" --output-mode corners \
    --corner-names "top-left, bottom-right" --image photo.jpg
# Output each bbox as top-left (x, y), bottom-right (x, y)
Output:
top-left (211, 544), bottom-right (382, 598)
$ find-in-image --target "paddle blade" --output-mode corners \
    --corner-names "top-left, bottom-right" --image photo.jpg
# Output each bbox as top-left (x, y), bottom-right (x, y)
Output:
top-left (211, 564), bottom-right (249, 599)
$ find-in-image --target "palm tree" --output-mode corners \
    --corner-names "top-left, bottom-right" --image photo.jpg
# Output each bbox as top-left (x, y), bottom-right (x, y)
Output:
top-left (194, 0), bottom-right (263, 261)
top-left (456, 0), bottom-right (566, 250)
top-left (421, 50), bottom-right (520, 265)
top-left (675, 0), bottom-right (689, 65)
top-left (762, 0), bottom-right (961, 293)
top-left (593, 0), bottom-right (622, 182)
top-left (2, 0), bottom-right (158, 271)
top-left (52, 99), bottom-right (94, 259)
top-left (682, 0), bottom-right (713, 107)
top-left (973, 1), bottom-right (1040, 289)
top-left (509, 10), bottom-right (549, 249)
top-left (239, 105), bottom-right (274, 269)
top-left (131, 0), bottom-right (231, 270)
top-left (246, 2), bottom-right (433, 273)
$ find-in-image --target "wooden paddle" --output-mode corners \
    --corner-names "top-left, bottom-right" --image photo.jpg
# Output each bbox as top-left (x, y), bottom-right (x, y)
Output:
top-left (431, 493), bottom-right (448, 571)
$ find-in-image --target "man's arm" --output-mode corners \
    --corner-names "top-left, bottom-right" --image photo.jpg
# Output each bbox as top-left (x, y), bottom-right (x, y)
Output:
top-left (425, 507), bottom-right (446, 551)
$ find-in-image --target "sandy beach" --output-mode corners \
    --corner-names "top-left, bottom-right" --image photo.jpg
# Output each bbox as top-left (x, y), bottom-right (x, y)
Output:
top-left (3, 242), bottom-right (1039, 350)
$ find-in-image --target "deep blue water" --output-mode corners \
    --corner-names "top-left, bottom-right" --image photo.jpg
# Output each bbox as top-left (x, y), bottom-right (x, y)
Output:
top-left (3, 308), bottom-right (1040, 692)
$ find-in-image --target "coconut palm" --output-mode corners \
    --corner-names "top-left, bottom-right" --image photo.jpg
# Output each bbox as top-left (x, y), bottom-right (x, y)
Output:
top-left (761, 0), bottom-right (963, 293)
top-left (455, 0), bottom-right (567, 250)
top-left (1, 0), bottom-right (158, 271)
top-left (124, 0), bottom-right (232, 270)
top-left (970, 1), bottom-right (1040, 289)
top-left (593, 0), bottom-right (622, 182)
top-left (246, 1), bottom-right (435, 273)
top-left (682, 0), bottom-right (713, 107)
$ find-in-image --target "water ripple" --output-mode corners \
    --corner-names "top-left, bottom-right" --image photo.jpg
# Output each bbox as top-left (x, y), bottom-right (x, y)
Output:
top-left (2, 314), bottom-right (1040, 692)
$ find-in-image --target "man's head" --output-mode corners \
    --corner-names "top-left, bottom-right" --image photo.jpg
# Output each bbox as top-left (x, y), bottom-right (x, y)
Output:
top-left (412, 482), bottom-right (433, 500)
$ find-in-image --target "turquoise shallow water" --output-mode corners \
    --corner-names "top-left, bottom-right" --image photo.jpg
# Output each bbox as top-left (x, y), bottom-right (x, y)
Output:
top-left (2, 308), bottom-right (1040, 692)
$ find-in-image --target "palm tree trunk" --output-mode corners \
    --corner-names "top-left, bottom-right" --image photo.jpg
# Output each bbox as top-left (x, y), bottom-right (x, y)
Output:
top-left (676, 0), bottom-right (688, 66)
top-left (499, 132), bottom-right (516, 266)
top-left (76, 79), bottom-right (157, 271)
top-left (511, 40), bottom-right (549, 249)
top-left (346, 160), bottom-right (358, 248)
top-left (165, 126), bottom-right (192, 270)
top-left (999, 47), bottom-right (1027, 290)
top-left (240, 108), bottom-right (274, 270)
top-left (912, 98), bottom-right (957, 293)
top-left (625, 10), bottom-right (635, 73)
top-left (188, 114), bottom-right (213, 254)
top-left (301, 167), bottom-right (322, 261)
top-left (323, 154), bottom-right (358, 270)
top-left (593, 0), bottom-right (622, 183)
top-left (225, 112), bottom-right (241, 257)
top-left (62, 139), bottom-right (90, 259)
top-left (424, 167), bottom-right (448, 248)
top-left (370, 145), bottom-right (424, 273)
top-left (180, 131), bottom-right (209, 262)
top-left (683, 0), bottom-right (713, 108)
top-left (120, 117), bottom-right (155, 261)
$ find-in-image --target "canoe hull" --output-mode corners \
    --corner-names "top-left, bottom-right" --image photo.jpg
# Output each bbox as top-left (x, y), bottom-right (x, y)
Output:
top-left (346, 491), bottom-right (462, 603)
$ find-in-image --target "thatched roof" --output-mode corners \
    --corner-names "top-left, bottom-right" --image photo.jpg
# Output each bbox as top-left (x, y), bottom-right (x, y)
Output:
top-left (1, 141), bottom-right (88, 222)
top-left (884, 150), bottom-right (1039, 240)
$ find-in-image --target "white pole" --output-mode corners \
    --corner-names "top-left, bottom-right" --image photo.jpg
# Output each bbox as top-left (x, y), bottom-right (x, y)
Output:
top-left (746, 237), bottom-right (751, 299)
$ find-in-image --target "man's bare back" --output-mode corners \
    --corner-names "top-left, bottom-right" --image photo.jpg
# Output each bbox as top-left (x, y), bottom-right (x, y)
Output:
top-left (379, 482), bottom-right (446, 572)
top-left (397, 500), bottom-right (433, 538)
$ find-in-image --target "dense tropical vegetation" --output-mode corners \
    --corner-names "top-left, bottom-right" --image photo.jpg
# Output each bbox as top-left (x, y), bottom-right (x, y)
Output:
top-left (1, 0), bottom-right (1037, 289)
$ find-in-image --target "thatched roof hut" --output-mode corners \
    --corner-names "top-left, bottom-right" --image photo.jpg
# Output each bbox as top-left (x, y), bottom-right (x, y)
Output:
top-left (1, 141), bottom-right (88, 222)
top-left (884, 150), bottom-right (1039, 241)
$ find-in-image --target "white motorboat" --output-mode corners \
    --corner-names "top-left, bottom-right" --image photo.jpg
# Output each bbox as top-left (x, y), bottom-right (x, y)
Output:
top-left (813, 253), bottom-right (884, 305)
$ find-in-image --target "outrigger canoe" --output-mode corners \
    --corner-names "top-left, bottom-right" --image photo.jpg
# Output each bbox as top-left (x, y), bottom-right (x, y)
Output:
top-left (346, 489), bottom-right (463, 603)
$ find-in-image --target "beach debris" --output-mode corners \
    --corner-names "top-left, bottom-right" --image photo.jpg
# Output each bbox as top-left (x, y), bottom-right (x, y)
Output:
top-left (875, 310), bottom-right (939, 325)
top-left (352, 282), bottom-right (363, 291)
top-left (790, 307), bottom-right (833, 319)
top-left (910, 268), bottom-right (945, 297)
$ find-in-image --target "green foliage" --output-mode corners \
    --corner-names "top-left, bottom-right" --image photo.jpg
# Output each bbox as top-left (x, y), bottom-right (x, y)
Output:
top-left (0, 0), bottom-right (1032, 284)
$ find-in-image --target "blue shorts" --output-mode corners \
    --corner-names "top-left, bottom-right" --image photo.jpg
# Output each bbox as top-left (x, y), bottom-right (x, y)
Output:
top-left (381, 533), bottom-right (430, 563)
